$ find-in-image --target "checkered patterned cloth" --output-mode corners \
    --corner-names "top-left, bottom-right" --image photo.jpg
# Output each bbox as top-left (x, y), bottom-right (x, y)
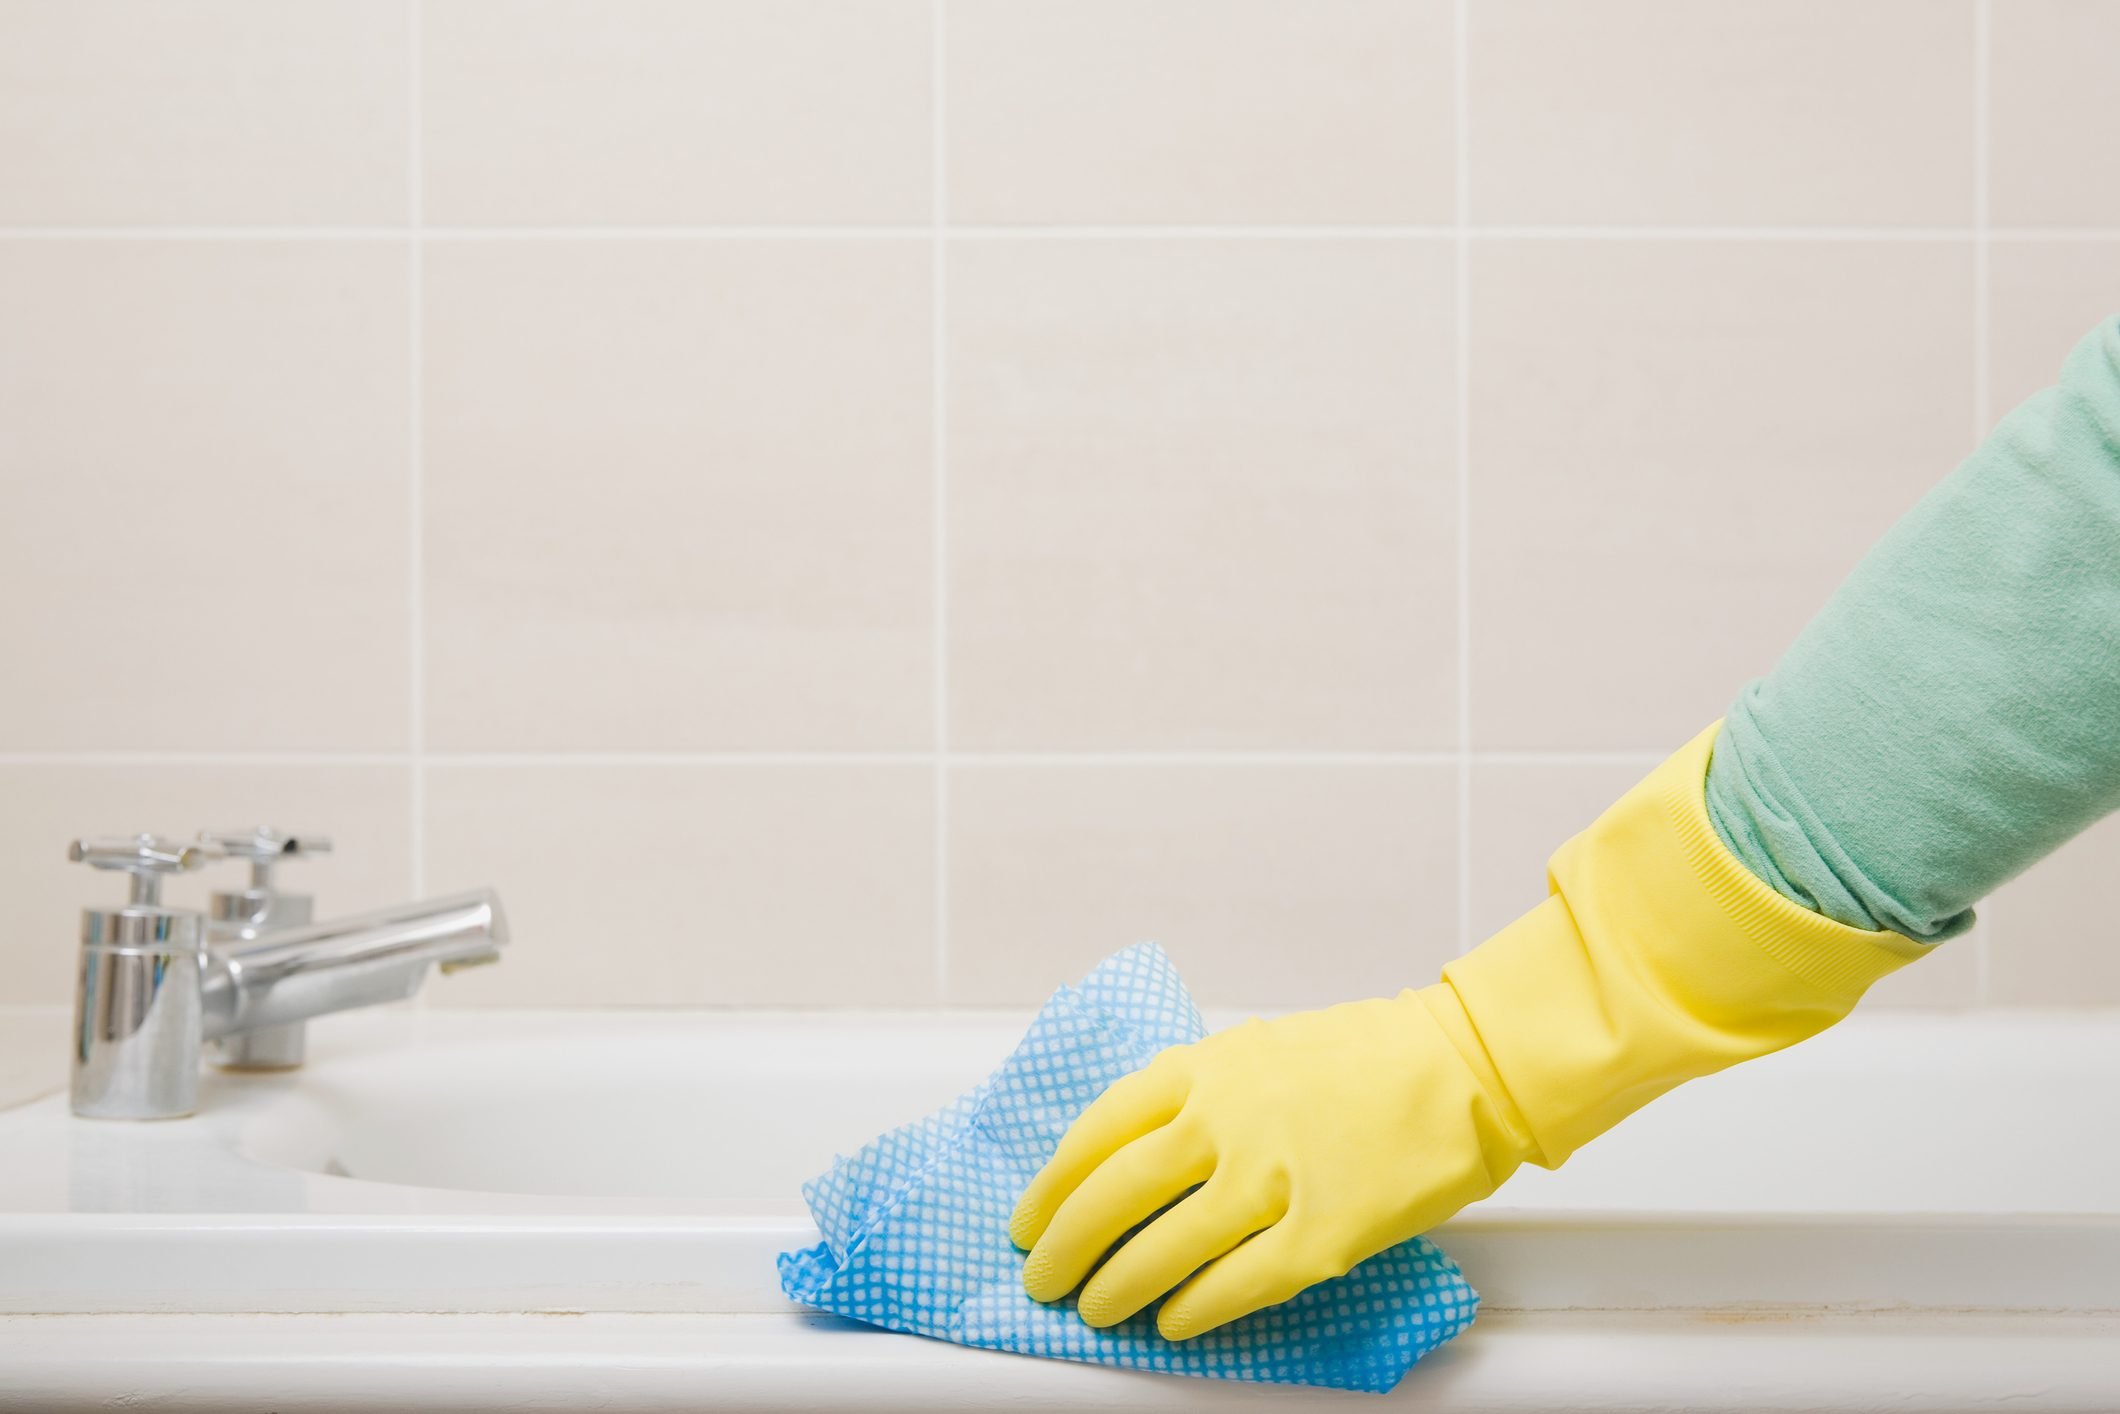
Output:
top-left (776, 943), bottom-right (1479, 1393)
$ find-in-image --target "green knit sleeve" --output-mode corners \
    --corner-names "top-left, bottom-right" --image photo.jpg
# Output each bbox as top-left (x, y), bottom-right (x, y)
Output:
top-left (1706, 318), bottom-right (2120, 941)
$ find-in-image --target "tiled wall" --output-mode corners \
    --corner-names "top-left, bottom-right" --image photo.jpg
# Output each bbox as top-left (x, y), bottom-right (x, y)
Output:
top-left (2, 0), bottom-right (2116, 1012)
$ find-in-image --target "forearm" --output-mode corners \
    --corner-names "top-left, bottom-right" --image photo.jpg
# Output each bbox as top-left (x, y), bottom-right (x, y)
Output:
top-left (1016, 322), bottom-right (2120, 1337)
top-left (1707, 318), bottom-right (2120, 940)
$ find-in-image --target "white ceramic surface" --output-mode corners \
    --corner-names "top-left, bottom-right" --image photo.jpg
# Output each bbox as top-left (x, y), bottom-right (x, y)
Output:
top-left (1, 1005), bottom-right (2117, 1408)
top-left (6, 1310), bottom-right (2120, 1414)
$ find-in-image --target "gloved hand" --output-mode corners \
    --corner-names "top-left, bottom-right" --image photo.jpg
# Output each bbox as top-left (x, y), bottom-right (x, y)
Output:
top-left (1012, 724), bottom-right (1930, 1339)
top-left (1008, 988), bottom-right (1507, 1339)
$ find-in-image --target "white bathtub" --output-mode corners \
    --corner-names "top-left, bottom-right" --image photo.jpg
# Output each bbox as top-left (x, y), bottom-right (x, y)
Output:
top-left (1, 1004), bottom-right (2117, 1411)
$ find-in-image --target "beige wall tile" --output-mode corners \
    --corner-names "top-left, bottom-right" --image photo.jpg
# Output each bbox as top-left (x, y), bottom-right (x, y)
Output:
top-left (948, 0), bottom-right (1453, 224)
top-left (1990, 0), bottom-right (2120, 227)
top-left (424, 765), bottom-right (935, 1007)
top-left (422, 240), bottom-right (932, 751)
top-left (948, 238), bottom-right (1456, 750)
top-left (947, 764), bottom-right (1457, 1010)
top-left (1990, 241), bottom-right (2120, 417)
top-left (423, 0), bottom-right (929, 225)
top-left (1468, 762), bottom-right (1641, 941)
top-left (1470, 0), bottom-right (1973, 226)
top-left (1469, 240), bottom-right (1974, 750)
top-left (0, 242), bottom-right (411, 751)
top-left (0, 765), bottom-right (414, 1006)
top-left (0, 0), bottom-right (407, 224)
top-left (10, 0), bottom-right (2116, 1015)
top-left (1989, 811), bottom-right (2120, 1005)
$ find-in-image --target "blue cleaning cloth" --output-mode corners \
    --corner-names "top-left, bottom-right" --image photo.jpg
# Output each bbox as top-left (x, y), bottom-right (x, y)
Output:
top-left (777, 944), bottom-right (1479, 1393)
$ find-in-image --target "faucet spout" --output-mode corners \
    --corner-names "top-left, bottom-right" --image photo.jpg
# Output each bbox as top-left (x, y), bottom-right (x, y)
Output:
top-left (201, 889), bottom-right (507, 1042)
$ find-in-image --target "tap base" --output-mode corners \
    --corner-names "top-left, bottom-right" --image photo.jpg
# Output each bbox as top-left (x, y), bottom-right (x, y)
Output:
top-left (213, 1023), bottom-right (307, 1071)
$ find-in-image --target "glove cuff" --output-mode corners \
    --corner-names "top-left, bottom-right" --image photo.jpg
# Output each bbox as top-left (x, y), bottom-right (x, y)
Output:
top-left (1654, 726), bottom-right (1928, 997)
top-left (1437, 722), bottom-right (1930, 1170)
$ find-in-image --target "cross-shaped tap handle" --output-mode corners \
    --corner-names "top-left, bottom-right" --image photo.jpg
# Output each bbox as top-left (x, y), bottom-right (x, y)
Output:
top-left (68, 834), bottom-right (208, 907)
top-left (196, 827), bottom-right (333, 891)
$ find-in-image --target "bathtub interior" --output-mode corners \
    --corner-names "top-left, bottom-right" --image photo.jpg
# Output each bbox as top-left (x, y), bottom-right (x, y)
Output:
top-left (219, 1007), bottom-right (2120, 1218)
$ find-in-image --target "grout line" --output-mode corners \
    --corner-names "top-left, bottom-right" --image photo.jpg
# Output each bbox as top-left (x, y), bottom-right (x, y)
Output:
top-left (1453, 0), bottom-right (1473, 958)
top-left (945, 225), bottom-right (1455, 240)
top-left (426, 752), bottom-right (937, 768)
top-left (1469, 750), bottom-right (1666, 768)
top-left (11, 224), bottom-right (2120, 243)
top-left (0, 227), bottom-right (415, 240)
top-left (1985, 227), bottom-right (2120, 242)
top-left (0, 753), bottom-right (420, 768)
top-left (0, 750), bottom-right (1667, 769)
top-left (407, 0), bottom-right (427, 904)
top-left (931, 0), bottom-right (951, 1002)
top-left (946, 752), bottom-right (1462, 767)
top-left (422, 752), bottom-right (1469, 768)
top-left (1972, 0), bottom-right (1992, 1005)
top-left (1468, 225), bottom-right (1977, 242)
top-left (1973, 0), bottom-right (1993, 448)
top-left (0, 224), bottom-right (1439, 241)
top-left (420, 225), bottom-right (929, 240)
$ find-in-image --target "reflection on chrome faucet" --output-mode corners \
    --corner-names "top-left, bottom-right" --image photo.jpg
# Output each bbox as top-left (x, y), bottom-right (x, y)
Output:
top-left (66, 830), bottom-right (506, 1122)
top-left (201, 891), bottom-right (506, 1050)
top-left (194, 828), bottom-right (505, 1071)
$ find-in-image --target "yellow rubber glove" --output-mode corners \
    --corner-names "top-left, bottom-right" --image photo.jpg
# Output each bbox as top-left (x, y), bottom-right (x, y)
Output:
top-left (1011, 723), bottom-right (1930, 1340)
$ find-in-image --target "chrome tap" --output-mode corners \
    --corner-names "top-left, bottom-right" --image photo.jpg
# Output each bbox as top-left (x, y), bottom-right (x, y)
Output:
top-left (68, 835), bottom-right (212, 1121)
top-left (196, 825), bottom-right (332, 1069)
top-left (65, 829), bottom-right (507, 1120)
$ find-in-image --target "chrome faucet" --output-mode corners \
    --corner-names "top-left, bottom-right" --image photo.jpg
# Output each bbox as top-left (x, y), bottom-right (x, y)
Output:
top-left (68, 830), bottom-right (507, 1121)
top-left (197, 825), bottom-right (333, 1070)
top-left (67, 836), bottom-right (212, 1122)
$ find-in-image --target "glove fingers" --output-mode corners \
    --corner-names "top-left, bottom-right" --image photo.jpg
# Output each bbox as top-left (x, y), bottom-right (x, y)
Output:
top-left (1156, 1219), bottom-right (1348, 1341)
top-left (1074, 1177), bottom-right (1281, 1329)
top-left (1010, 1058), bottom-right (1187, 1251)
top-left (1020, 1122), bottom-right (1213, 1304)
